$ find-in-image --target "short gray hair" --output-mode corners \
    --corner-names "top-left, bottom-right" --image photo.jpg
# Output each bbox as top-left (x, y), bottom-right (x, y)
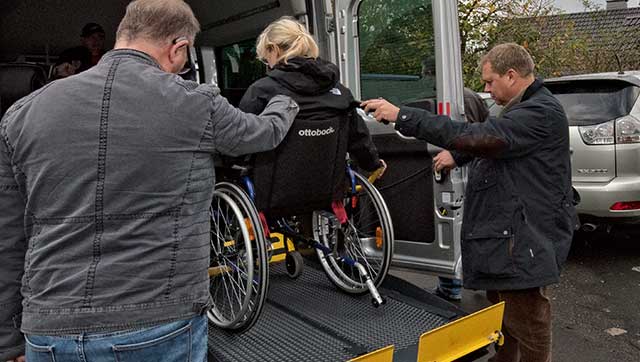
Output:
top-left (480, 43), bottom-right (535, 77)
top-left (116, 0), bottom-right (200, 44)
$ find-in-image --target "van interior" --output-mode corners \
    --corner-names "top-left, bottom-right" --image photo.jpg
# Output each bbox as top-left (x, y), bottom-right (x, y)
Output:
top-left (1, 0), bottom-right (458, 275)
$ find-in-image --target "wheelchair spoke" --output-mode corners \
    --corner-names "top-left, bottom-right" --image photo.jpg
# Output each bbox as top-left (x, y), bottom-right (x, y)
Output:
top-left (208, 184), bottom-right (267, 331)
top-left (315, 172), bottom-right (393, 296)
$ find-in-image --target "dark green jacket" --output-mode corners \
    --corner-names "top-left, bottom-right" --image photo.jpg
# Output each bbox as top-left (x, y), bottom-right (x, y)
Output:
top-left (395, 79), bottom-right (577, 290)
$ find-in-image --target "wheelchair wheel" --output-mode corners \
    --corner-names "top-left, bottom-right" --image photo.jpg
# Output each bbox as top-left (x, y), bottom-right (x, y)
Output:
top-left (213, 182), bottom-right (269, 332)
top-left (314, 172), bottom-right (394, 294)
top-left (285, 250), bottom-right (304, 279)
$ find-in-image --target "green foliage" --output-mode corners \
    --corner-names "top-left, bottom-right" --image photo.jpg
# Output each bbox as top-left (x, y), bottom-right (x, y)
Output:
top-left (460, 0), bottom-right (640, 88)
top-left (359, 0), bottom-right (434, 76)
top-left (458, 0), bottom-right (568, 90)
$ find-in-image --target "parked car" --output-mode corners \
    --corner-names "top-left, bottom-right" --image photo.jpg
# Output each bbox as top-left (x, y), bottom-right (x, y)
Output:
top-left (479, 71), bottom-right (640, 228)
top-left (478, 92), bottom-right (501, 117)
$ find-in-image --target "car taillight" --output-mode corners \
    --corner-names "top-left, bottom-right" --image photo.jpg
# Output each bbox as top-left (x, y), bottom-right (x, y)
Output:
top-left (615, 115), bottom-right (640, 144)
top-left (610, 201), bottom-right (640, 211)
top-left (579, 120), bottom-right (614, 145)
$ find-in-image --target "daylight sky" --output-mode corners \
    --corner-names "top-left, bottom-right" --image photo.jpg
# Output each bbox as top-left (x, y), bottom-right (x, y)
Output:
top-left (554, 0), bottom-right (611, 13)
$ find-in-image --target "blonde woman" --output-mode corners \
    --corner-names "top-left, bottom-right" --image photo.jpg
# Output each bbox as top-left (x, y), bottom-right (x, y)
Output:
top-left (239, 17), bottom-right (385, 179)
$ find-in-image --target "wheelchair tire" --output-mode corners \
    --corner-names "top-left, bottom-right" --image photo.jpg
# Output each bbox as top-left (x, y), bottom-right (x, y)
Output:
top-left (314, 172), bottom-right (394, 294)
top-left (208, 182), bottom-right (269, 332)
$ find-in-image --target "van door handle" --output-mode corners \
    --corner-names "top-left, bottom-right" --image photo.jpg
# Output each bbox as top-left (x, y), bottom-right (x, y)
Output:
top-left (395, 130), bottom-right (415, 140)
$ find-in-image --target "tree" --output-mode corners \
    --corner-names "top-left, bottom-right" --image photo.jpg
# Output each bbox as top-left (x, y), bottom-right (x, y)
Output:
top-left (458, 0), bottom-right (603, 89)
top-left (458, 0), bottom-right (578, 90)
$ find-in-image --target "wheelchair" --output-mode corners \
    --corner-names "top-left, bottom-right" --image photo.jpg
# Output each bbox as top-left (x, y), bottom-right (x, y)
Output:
top-left (206, 118), bottom-right (394, 332)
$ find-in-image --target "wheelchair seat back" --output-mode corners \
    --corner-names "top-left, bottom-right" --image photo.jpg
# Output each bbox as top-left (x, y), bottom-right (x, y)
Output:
top-left (252, 115), bottom-right (349, 216)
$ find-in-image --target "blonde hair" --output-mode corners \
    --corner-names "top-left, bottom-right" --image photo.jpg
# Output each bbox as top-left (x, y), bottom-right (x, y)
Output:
top-left (116, 0), bottom-right (200, 45)
top-left (256, 17), bottom-right (319, 64)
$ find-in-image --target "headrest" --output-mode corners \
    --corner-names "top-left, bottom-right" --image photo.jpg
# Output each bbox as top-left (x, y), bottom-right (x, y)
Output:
top-left (0, 63), bottom-right (47, 117)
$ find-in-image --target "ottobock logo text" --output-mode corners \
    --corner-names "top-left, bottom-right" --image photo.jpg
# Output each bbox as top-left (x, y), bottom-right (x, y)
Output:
top-left (298, 127), bottom-right (335, 137)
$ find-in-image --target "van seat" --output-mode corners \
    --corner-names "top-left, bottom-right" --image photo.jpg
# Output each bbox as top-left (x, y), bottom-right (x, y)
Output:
top-left (0, 63), bottom-right (47, 117)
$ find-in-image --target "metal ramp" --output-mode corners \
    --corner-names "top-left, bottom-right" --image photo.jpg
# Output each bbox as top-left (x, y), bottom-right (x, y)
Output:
top-left (207, 263), bottom-right (466, 362)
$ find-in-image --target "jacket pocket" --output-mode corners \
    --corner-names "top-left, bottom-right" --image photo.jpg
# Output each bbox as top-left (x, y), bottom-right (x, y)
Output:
top-left (25, 335), bottom-right (56, 362)
top-left (112, 322), bottom-right (191, 362)
top-left (469, 160), bottom-right (497, 192)
top-left (462, 236), bottom-right (517, 279)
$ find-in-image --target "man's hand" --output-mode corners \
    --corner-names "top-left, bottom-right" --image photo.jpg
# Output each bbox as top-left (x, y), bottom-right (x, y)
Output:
top-left (433, 151), bottom-right (457, 172)
top-left (54, 62), bottom-right (77, 78)
top-left (360, 98), bottom-right (400, 123)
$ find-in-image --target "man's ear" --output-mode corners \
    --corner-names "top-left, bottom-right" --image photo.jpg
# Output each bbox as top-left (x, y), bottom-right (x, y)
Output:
top-left (506, 69), bottom-right (518, 85)
top-left (168, 38), bottom-right (189, 64)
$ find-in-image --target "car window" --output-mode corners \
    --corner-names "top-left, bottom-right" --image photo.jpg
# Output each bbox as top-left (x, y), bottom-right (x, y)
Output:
top-left (545, 79), bottom-right (640, 126)
top-left (358, 0), bottom-right (436, 106)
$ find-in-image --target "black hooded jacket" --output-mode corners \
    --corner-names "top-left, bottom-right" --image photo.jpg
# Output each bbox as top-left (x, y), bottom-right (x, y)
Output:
top-left (239, 57), bottom-right (381, 171)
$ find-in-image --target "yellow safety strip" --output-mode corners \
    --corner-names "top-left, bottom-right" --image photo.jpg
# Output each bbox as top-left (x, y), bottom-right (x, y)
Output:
top-left (417, 302), bottom-right (505, 362)
top-left (348, 345), bottom-right (395, 362)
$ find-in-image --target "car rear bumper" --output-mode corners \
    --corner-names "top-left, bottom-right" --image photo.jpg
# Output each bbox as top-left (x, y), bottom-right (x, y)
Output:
top-left (574, 176), bottom-right (640, 223)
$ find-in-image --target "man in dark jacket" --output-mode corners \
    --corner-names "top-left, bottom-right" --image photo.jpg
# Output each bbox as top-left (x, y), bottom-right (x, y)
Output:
top-left (362, 43), bottom-right (577, 362)
top-left (0, 1), bottom-right (298, 361)
top-left (53, 23), bottom-right (107, 79)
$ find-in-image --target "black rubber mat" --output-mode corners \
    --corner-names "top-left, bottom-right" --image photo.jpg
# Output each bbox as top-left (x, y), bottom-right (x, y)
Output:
top-left (207, 263), bottom-right (463, 362)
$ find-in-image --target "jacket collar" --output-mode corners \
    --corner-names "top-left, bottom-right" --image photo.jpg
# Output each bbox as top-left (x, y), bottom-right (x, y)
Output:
top-left (499, 78), bottom-right (544, 117)
top-left (100, 49), bottom-right (161, 69)
top-left (521, 77), bottom-right (544, 102)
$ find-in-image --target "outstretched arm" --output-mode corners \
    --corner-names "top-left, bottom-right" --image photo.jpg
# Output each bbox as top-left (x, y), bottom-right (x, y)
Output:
top-left (362, 98), bottom-right (550, 160)
top-left (208, 95), bottom-right (299, 157)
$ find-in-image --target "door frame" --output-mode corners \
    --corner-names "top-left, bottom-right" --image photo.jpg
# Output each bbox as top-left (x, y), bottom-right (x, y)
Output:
top-left (328, 0), bottom-right (466, 278)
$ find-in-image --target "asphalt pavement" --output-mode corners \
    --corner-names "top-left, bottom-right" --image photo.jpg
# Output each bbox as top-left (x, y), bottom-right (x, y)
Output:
top-left (390, 225), bottom-right (640, 362)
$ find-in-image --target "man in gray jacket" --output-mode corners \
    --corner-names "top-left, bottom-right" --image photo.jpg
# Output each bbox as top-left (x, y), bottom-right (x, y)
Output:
top-left (363, 43), bottom-right (577, 362)
top-left (0, 1), bottom-right (298, 361)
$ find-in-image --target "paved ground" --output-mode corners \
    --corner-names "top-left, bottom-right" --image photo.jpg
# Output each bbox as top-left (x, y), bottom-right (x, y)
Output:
top-left (390, 225), bottom-right (640, 362)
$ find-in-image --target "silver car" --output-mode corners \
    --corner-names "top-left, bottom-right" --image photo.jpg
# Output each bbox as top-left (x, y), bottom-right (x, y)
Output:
top-left (481, 72), bottom-right (640, 227)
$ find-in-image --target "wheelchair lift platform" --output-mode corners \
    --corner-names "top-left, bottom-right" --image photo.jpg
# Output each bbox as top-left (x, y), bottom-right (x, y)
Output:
top-left (207, 262), bottom-right (504, 362)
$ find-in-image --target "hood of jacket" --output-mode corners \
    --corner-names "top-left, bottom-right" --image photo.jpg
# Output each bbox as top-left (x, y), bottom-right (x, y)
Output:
top-left (268, 57), bottom-right (339, 96)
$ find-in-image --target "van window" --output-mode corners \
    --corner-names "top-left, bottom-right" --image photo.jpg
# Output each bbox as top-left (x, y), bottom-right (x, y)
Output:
top-left (217, 38), bottom-right (266, 105)
top-left (546, 80), bottom-right (640, 126)
top-left (358, 0), bottom-right (436, 106)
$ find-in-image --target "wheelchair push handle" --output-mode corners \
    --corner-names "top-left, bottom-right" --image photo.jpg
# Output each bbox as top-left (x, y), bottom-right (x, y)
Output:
top-left (356, 105), bottom-right (390, 125)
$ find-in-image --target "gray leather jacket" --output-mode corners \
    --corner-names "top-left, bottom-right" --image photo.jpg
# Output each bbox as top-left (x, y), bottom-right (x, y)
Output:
top-left (0, 49), bottom-right (298, 359)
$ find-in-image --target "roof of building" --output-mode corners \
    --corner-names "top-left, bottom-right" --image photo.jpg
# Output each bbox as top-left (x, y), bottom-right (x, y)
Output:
top-left (518, 7), bottom-right (640, 73)
top-left (538, 7), bottom-right (640, 47)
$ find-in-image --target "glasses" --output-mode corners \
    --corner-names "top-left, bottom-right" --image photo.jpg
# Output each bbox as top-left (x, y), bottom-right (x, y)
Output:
top-left (172, 36), bottom-right (189, 46)
top-left (172, 36), bottom-right (191, 75)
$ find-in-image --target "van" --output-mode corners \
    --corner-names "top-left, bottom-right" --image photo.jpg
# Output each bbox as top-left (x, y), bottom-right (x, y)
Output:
top-left (2, 2), bottom-right (501, 360)
top-left (1, 0), bottom-right (467, 279)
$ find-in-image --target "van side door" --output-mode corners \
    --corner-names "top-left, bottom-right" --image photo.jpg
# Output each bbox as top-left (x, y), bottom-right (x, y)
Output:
top-left (329, 0), bottom-right (465, 278)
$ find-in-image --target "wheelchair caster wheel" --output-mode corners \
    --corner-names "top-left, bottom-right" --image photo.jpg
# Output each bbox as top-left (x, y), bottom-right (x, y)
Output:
top-left (285, 251), bottom-right (304, 279)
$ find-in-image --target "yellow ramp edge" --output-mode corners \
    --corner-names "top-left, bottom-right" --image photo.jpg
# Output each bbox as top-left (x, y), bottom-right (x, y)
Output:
top-left (348, 345), bottom-right (395, 362)
top-left (417, 302), bottom-right (505, 362)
